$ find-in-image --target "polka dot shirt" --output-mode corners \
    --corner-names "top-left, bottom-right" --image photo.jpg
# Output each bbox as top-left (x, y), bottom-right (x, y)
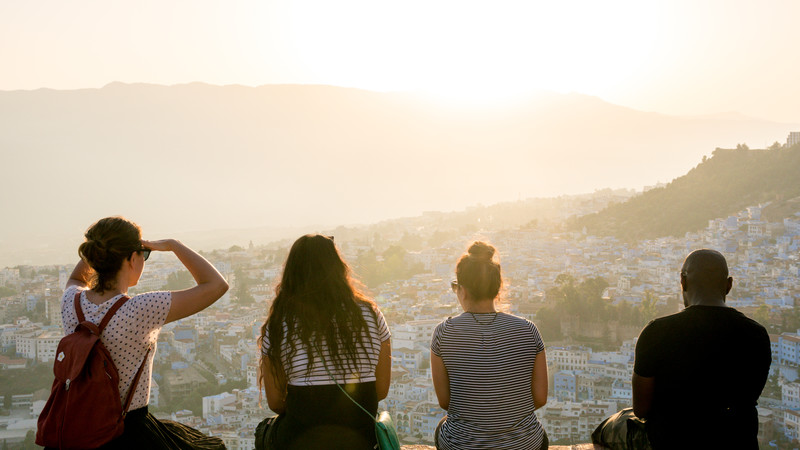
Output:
top-left (61, 285), bottom-right (172, 410)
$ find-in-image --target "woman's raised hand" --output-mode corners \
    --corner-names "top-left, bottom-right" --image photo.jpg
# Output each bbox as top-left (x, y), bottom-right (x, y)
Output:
top-left (142, 239), bottom-right (176, 252)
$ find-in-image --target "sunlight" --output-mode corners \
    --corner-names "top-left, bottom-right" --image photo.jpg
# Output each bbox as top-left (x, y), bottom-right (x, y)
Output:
top-left (263, 0), bottom-right (666, 105)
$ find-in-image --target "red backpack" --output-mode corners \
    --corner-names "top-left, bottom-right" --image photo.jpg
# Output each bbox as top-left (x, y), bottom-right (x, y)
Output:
top-left (36, 292), bottom-right (151, 449)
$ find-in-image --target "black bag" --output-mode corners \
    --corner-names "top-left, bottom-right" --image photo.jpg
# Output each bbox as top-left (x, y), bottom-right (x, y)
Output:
top-left (592, 407), bottom-right (651, 450)
top-left (254, 415), bottom-right (281, 450)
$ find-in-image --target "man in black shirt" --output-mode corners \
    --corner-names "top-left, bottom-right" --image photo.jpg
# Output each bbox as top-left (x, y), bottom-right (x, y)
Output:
top-left (632, 249), bottom-right (771, 449)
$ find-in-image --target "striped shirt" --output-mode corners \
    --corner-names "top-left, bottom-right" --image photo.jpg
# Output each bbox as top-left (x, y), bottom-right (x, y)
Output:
top-left (261, 303), bottom-right (391, 386)
top-left (431, 312), bottom-right (546, 450)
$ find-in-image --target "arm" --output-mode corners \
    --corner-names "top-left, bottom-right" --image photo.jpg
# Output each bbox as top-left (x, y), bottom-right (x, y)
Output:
top-left (261, 356), bottom-right (287, 414)
top-left (65, 259), bottom-right (93, 290)
top-left (431, 353), bottom-right (450, 410)
top-left (532, 349), bottom-right (548, 410)
top-left (632, 372), bottom-right (655, 418)
top-left (375, 339), bottom-right (392, 401)
top-left (144, 239), bottom-right (229, 324)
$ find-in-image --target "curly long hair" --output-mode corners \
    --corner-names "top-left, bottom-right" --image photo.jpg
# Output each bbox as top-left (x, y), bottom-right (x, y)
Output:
top-left (258, 234), bottom-right (376, 390)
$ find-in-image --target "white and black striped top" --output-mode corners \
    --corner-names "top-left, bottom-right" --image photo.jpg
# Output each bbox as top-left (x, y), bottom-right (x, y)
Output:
top-left (261, 303), bottom-right (391, 386)
top-left (431, 312), bottom-right (546, 450)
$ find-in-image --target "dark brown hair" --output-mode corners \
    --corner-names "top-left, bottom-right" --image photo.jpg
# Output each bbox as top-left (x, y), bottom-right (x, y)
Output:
top-left (456, 241), bottom-right (502, 301)
top-left (78, 217), bottom-right (142, 294)
top-left (259, 234), bottom-right (377, 390)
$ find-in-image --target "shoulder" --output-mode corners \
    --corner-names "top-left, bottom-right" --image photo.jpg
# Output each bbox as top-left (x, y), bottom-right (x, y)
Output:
top-left (435, 314), bottom-right (461, 332)
top-left (640, 309), bottom-right (687, 332)
top-left (727, 309), bottom-right (770, 344)
top-left (728, 308), bottom-right (767, 330)
top-left (61, 285), bottom-right (83, 302)
top-left (357, 300), bottom-right (382, 325)
top-left (498, 312), bottom-right (540, 331)
top-left (636, 314), bottom-right (678, 346)
top-left (124, 291), bottom-right (172, 324)
top-left (128, 291), bottom-right (172, 305)
top-left (499, 312), bottom-right (532, 326)
top-left (358, 300), bottom-right (379, 315)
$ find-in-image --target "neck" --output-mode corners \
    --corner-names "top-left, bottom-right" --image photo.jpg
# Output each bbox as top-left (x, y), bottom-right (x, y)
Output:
top-left (463, 300), bottom-right (496, 313)
top-left (685, 293), bottom-right (726, 308)
top-left (98, 271), bottom-right (129, 297)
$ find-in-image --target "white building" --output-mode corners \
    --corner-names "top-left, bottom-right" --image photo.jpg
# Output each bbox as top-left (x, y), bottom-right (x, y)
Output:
top-left (786, 131), bottom-right (800, 148)
top-left (550, 347), bottom-right (589, 372)
top-left (783, 382), bottom-right (800, 410)
top-left (202, 392), bottom-right (237, 418)
top-left (16, 330), bottom-right (61, 363)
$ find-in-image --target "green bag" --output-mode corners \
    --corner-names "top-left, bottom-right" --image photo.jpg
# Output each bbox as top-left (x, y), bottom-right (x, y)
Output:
top-left (374, 410), bottom-right (401, 450)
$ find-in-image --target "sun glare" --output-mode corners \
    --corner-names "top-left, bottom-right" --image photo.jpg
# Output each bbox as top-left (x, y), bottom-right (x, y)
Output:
top-left (269, 0), bottom-right (665, 106)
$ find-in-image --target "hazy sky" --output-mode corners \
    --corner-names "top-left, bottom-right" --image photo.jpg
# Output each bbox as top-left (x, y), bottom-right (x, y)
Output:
top-left (2, 0), bottom-right (800, 266)
top-left (2, 0), bottom-right (800, 123)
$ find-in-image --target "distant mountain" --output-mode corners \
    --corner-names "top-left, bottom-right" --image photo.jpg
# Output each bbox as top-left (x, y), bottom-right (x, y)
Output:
top-left (570, 144), bottom-right (800, 240)
top-left (0, 82), bottom-right (796, 266)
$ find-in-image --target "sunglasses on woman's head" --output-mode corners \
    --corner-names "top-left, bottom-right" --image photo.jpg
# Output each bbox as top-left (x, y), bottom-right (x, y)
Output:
top-left (450, 280), bottom-right (459, 293)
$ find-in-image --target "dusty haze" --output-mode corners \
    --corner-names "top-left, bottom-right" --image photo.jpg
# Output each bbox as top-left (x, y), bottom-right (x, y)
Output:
top-left (0, 82), bottom-right (795, 267)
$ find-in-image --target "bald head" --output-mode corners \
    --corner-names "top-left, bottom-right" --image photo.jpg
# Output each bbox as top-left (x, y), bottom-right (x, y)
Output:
top-left (681, 249), bottom-right (732, 307)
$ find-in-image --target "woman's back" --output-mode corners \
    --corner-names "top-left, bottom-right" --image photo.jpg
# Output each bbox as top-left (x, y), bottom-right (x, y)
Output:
top-left (261, 301), bottom-right (391, 449)
top-left (432, 312), bottom-right (546, 450)
top-left (258, 234), bottom-right (392, 450)
top-left (61, 286), bottom-right (171, 410)
top-left (264, 302), bottom-right (390, 386)
top-left (48, 216), bottom-right (228, 450)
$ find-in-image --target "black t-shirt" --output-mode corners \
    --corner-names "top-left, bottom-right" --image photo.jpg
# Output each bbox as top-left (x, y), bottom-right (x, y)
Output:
top-left (634, 305), bottom-right (771, 449)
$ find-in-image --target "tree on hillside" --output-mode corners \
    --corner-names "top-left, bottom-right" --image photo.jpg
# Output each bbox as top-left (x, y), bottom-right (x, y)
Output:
top-left (354, 245), bottom-right (425, 288)
top-left (165, 270), bottom-right (194, 290)
top-left (233, 268), bottom-right (255, 305)
top-left (0, 285), bottom-right (16, 298)
top-left (21, 431), bottom-right (35, 450)
top-left (753, 304), bottom-right (771, 331)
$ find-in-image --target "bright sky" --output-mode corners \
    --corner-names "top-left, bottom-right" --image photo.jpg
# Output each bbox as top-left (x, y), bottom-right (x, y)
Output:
top-left (2, 0), bottom-right (800, 122)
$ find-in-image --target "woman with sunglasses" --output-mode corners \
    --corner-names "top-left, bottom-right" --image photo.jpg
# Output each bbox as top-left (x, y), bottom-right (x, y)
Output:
top-left (256, 234), bottom-right (392, 450)
top-left (60, 216), bottom-right (228, 448)
top-left (431, 241), bottom-right (549, 450)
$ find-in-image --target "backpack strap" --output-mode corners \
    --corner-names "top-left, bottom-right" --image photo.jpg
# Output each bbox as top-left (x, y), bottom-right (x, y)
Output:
top-left (73, 292), bottom-right (85, 323)
top-left (98, 296), bottom-right (131, 333)
top-left (73, 291), bottom-right (131, 333)
top-left (122, 344), bottom-right (152, 417)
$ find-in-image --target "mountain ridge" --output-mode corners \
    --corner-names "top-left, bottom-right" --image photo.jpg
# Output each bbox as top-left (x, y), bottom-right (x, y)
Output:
top-left (570, 144), bottom-right (800, 240)
top-left (1, 82), bottom-right (796, 266)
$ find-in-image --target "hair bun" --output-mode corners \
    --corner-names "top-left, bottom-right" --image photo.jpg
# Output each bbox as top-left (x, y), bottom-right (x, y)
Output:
top-left (79, 239), bottom-right (108, 267)
top-left (467, 241), bottom-right (495, 261)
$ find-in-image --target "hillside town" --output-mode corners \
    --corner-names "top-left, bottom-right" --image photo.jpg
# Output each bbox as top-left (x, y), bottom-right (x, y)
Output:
top-left (2, 196), bottom-right (800, 448)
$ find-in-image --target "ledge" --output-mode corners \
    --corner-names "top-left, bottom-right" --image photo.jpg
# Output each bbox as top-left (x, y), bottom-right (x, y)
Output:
top-left (401, 445), bottom-right (595, 450)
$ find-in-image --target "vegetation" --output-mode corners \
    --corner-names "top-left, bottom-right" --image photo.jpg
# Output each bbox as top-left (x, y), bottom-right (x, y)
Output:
top-left (164, 270), bottom-right (195, 290)
top-left (233, 268), bottom-right (256, 305)
top-left (571, 144), bottom-right (800, 240)
top-left (0, 286), bottom-right (17, 298)
top-left (536, 274), bottom-right (673, 346)
top-left (353, 245), bottom-right (425, 288)
top-left (155, 378), bottom-right (248, 416)
top-left (0, 364), bottom-right (52, 408)
top-left (19, 431), bottom-right (36, 450)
